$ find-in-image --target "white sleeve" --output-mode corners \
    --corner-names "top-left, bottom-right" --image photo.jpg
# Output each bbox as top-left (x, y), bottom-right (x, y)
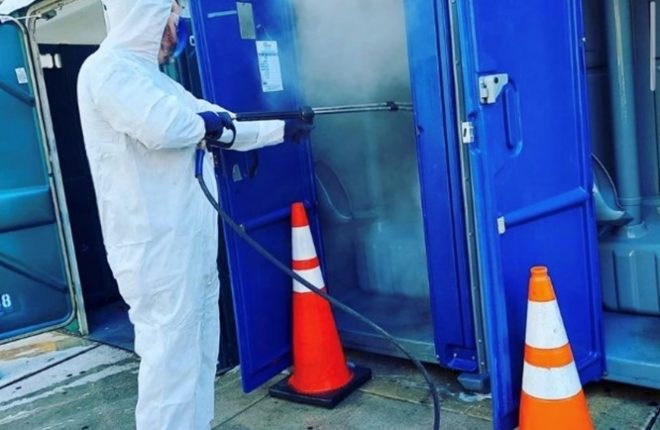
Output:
top-left (90, 63), bottom-right (205, 150)
top-left (226, 119), bottom-right (286, 152)
top-left (171, 80), bottom-right (285, 152)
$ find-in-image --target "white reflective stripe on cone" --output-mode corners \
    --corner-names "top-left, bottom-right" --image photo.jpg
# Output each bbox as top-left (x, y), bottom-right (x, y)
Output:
top-left (292, 226), bottom-right (317, 261)
top-left (522, 361), bottom-right (582, 400)
top-left (293, 266), bottom-right (325, 294)
top-left (525, 300), bottom-right (569, 349)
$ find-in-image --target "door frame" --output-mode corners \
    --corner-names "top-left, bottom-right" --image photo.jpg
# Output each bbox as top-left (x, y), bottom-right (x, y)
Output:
top-left (26, 0), bottom-right (91, 336)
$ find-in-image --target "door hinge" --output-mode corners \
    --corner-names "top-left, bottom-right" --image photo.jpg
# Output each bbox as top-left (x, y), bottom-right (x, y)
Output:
top-left (461, 121), bottom-right (475, 144)
top-left (40, 54), bottom-right (63, 70)
top-left (479, 73), bottom-right (509, 104)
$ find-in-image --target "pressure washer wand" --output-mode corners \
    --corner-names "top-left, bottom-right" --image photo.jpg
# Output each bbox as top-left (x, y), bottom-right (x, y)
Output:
top-left (231, 101), bottom-right (413, 122)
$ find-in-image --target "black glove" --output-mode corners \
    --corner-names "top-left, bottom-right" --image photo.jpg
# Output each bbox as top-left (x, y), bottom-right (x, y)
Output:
top-left (198, 111), bottom-right (236, 146)
top-left (284, 118), bottom-right (314, 144)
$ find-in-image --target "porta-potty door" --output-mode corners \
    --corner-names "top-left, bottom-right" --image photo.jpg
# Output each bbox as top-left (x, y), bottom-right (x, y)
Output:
top-left (0, 21), bottom-right (75, 341)
top-left (453, 1), bottom-right (604, 429)
top-left (191, 1), bottom-right (319, 392)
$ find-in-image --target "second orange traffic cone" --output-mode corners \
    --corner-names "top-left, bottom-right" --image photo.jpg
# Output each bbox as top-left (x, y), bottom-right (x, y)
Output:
top-left (269, 202), bottom-right (371, 408)
top-left (519, 266), bottom-right (594, 430)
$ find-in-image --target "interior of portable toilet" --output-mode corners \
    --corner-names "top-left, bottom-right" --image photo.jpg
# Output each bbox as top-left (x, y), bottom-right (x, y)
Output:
top-left (582, 0), bottom-right (660, 388)
top-left (1, 0), bottom-right (659, 429)
top-left (286, 1), bottom-right (476, 366)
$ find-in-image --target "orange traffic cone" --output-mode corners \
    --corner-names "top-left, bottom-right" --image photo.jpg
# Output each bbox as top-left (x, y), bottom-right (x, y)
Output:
top-left (269, 202), bottom-right (371, 408)
top-left (519, 266), bottom-right (594, 430)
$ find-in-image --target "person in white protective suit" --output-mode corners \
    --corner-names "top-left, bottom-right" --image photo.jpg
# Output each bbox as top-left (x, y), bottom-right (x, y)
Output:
top-left (77, 1), bottom-right (306, 428)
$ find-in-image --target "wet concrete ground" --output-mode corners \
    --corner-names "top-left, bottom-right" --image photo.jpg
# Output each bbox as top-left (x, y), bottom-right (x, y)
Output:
top-left (0, 331), bottom-right (658, 429)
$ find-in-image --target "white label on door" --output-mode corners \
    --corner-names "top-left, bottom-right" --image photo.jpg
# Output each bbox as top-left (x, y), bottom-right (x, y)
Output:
top-left (15, 67), bottom-right (28, 84)
top-left (256, 41), bottom-right (284, 93)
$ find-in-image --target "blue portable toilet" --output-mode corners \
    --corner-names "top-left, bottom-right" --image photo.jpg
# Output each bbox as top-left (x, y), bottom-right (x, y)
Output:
top-left (1, 0), bottom-right (659, 429)
top-left (188, 1), bottom-right (658, 428)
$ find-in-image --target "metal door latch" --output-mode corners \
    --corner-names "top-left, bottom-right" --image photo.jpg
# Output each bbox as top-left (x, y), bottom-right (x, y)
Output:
top-left (479, 74), bottom-right (509, 104)
top-left (497, 216), bottom-right (506, 235)
top-left (461, 122), bottom-right (475, 144)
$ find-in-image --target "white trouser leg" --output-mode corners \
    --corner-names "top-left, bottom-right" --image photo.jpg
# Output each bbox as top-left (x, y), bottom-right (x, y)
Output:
top-left (193, 277), bottom-right (221, 429)
top-left (122, 282), bottom-right (205, 430)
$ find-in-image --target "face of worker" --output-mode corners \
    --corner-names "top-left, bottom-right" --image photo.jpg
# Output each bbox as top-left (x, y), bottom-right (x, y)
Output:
top-left (159, 1), bottom-right (181, 65)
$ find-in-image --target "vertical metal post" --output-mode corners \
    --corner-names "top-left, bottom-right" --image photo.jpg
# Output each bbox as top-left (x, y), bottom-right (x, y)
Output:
top-left (605, 0), bottom-right (643, 224)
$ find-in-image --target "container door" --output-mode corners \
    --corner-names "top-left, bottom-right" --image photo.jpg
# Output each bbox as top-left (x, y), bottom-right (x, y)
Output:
top-left (191, 0), bottom-right (318, 391)
top-left (452, 1), bottom-right (605, 429)
top-left (403, 0), bottom-right (478, 373)
top-left (0, 20), bottom-right (75, 341)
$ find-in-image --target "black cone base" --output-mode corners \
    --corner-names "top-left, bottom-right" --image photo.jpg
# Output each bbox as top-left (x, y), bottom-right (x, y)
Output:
top-left (269, 363), bottom-right (372, 409)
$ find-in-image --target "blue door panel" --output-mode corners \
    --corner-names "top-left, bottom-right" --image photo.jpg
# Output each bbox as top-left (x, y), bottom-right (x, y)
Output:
top-left (455, 1), bottom-right (604, 428)
top-left (500, 208), bottom-right (602, 368)
top-left (0, 186), bottom-right (54, 232)
top-left (191, 0), bottom-right (320, 391)
top-left (0, 22), bottom-right (73, 340)
top-left (403, 0), bottom-right (476, 369)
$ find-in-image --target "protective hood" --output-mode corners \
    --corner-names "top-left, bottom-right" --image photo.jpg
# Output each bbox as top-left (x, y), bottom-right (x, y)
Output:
top-left (101, 0), bottom-right (171, 64)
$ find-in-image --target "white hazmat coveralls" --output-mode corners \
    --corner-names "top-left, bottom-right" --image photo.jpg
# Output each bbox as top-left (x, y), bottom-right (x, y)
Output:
top-left (77, 1), bottom-right (284, 428)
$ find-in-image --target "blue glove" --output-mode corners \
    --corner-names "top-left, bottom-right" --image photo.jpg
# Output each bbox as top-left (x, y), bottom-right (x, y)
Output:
top-left (284, 118), bottom-right (314, 144)
top-left (198, 111), bottom-right (235, 146)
